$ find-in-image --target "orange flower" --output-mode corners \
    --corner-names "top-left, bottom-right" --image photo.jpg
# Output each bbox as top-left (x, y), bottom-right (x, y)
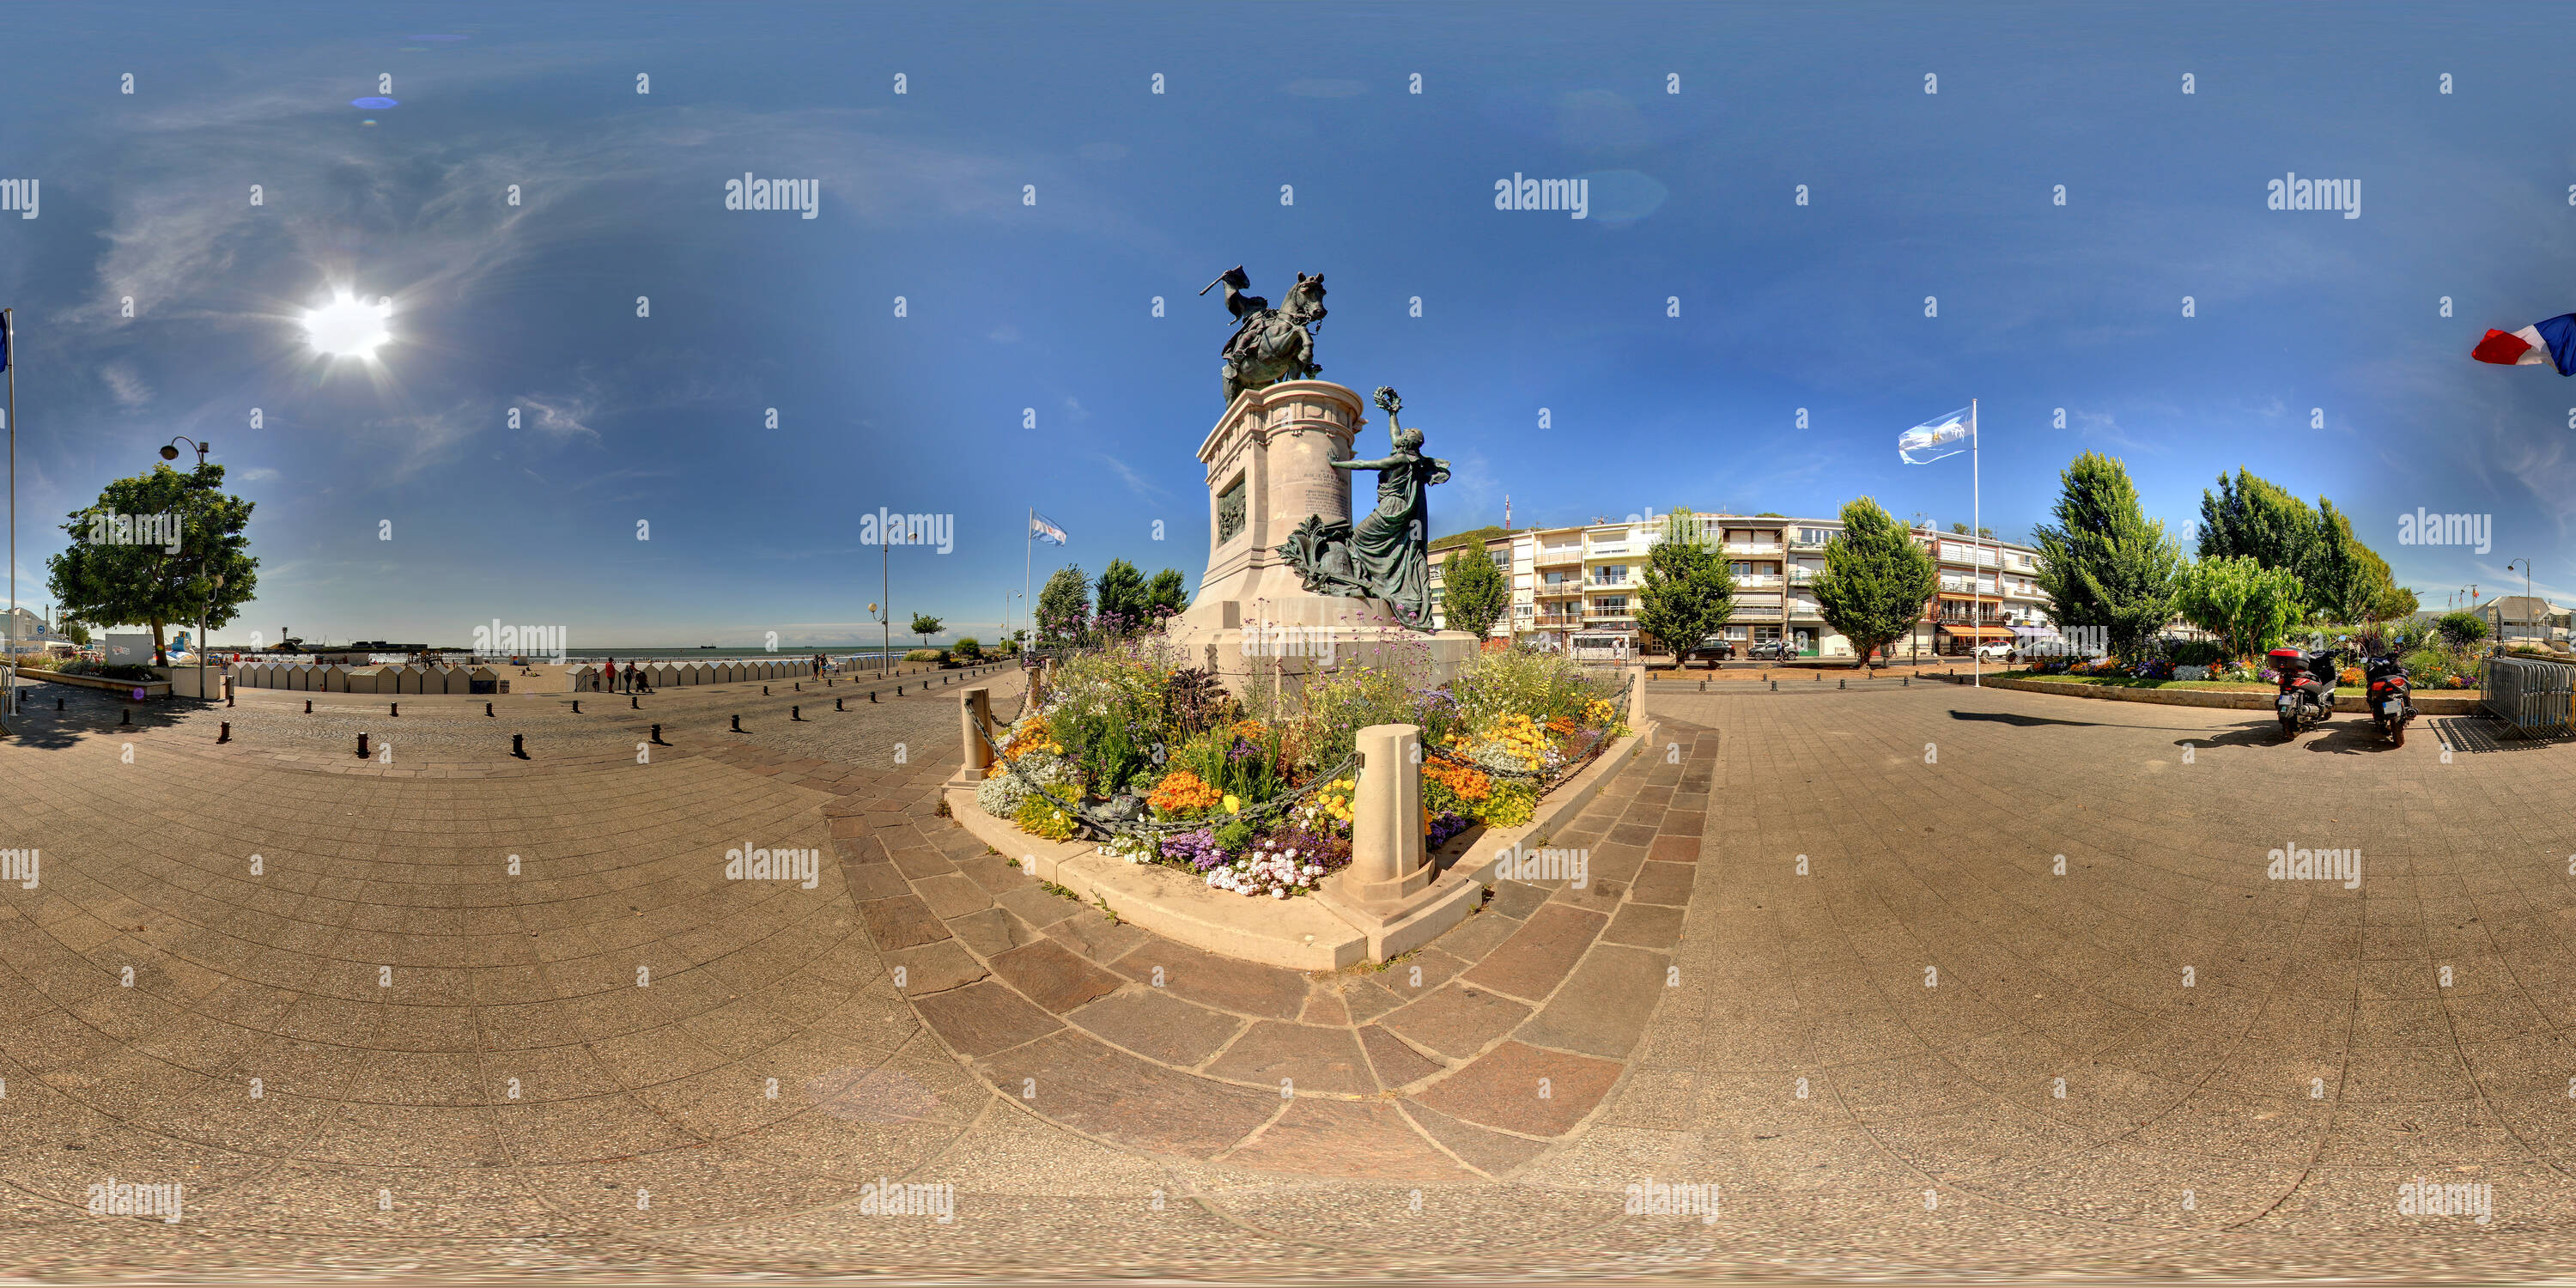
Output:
top-left (1423, 758), bottom-right (1492, 802)
top-left (1146, 769), bottom-right (1224, 816)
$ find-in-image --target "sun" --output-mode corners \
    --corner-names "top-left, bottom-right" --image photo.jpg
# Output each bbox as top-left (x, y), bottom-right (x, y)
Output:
top-left (302, 292), bottom-right (392, 358)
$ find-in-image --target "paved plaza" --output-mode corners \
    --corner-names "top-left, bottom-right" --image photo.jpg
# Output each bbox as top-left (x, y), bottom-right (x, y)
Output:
top-left (0, 671), bottom-right (2569, 1281)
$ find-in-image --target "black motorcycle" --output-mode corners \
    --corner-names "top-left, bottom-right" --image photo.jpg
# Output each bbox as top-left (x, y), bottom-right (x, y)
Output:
top-left (2361, 653), bottom-right (2414, 746)
top-left (2268, 646), bottom-right (2342, 739)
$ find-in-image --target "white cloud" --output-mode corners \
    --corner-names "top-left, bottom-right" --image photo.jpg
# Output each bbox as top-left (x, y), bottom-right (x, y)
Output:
top-left (235, 466), bottom-right (279, 483)
top-left (100, 362), bottom-right (152, 407)
top-left (518, 392), bottom-right (601, 445)
top-left (1096, 453), bottom-right (1168, 501)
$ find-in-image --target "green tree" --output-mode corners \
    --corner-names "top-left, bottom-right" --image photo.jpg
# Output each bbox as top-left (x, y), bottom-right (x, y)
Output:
top-left (1094, 558), bottom-right (1150, 632)
top-left (953, 636), bottom-right (981, 661)
top-left (1036, 566), bottom-right (1090, 644)
top-left (2372, 583), bottom-right (2421, 622)
top-left (2032, 452), bottom-right (2182, 663)
top-left (1633, 511), bottom-right (1735, 657)
top-left (2196, 469), bottom-right (2318, 568)
top-left (47, 462), bottom-right (259, 667)
top-left (2198, 470), bottom-right (2397, 623)
top-left (2436, 611), bottom-right (2489, 649)
top-left (2305, 501), bottom-right (2391, 624)
top-left (2173, 555), bottom-right (2305, 660)
top-left (1438, 543), bottom-right (1510, 639)
top-left (63, 620), bottom-right (92, 647)
top-left (1812, 497), bottom-right (1936, 669)
top-left (1146, 568), bottom-right (1188, 618)
top-left (908, 613), bottom-right (943, 647)
top-left (1947, 522), bottom-right (1994, 538)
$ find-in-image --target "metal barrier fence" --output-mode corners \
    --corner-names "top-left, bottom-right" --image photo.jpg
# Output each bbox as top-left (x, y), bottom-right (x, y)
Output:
top-left (2481, 655), bottom-right (2576, 737)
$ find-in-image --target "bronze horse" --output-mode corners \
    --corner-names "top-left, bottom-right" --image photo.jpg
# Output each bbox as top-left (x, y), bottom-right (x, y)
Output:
top-left (1204, 266), bottom-right (1327, 404)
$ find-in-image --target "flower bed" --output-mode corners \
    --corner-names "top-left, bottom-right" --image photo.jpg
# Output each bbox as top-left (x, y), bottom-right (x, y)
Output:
top-left (980, 635), bottom-right (1630, 898)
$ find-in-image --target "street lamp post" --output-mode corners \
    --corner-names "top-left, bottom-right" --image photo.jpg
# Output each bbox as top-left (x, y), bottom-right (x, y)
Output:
top-left (199, 573), bottom-right (223, 702)
top-left (2508, 558), bottom-right (2534, 648)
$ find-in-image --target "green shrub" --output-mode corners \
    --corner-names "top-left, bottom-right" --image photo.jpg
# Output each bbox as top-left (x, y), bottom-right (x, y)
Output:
top-left (954, 637), bottom-right (981, 661)
top-left (2436, 611), bottom-right (2489, 648)
top-left (902, 648), bottom-right (944, 662)
top-left (2162, 640), bottom-right (2226, 667)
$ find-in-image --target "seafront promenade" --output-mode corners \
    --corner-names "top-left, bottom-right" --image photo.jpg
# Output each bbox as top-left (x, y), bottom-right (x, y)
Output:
top-left (0, 672), bottom-right (2567, 1279)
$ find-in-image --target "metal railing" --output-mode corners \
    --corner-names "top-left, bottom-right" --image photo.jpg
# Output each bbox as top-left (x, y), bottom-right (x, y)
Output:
top-left (2481, 655), bottom-right (2576, 737)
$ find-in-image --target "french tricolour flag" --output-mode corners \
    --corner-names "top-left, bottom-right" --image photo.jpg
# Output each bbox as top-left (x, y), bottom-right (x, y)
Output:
top-left (2471, 313), bottom-right (2576, 374)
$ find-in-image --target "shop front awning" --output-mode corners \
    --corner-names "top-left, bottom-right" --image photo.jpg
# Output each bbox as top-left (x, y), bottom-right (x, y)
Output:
top-left (1936, 625), bottom-right (2017, 640)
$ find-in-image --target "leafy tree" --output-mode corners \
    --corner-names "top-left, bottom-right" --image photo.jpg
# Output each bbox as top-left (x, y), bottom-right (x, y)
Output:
top-left (2436, 611), bottom-right (2489, 648)
top-left (2198, 470), bottom-right (2395, 622)
top-left (954, 637), bottom-right (981, 661)
top-left (2031, 452), bottom-right (2182, 664)
top-left (1094, 558), bottom-right (1150, 633)
top-left (1812, 497), bottom-right (1935, 669)
top-left (2196, 469), bottom-right (2318, 569)
top-left (2372, 583), bottom-right (2421, 622)
top-left (61, 620), bottom-right (91, 646)
top-left (1036, 566), bottom-right (1090, 644)
top-left (46, 462), bottom-right (258, 667)
top-left (2173, 556), bottom-right (2305, 660)
top-left (1947, 522), bottom-right (1994, 537)
top-left (2306, 501), bottom-right (2389, 625)
top-left (1634, 510), bottom-right (1735, 657)
top-left (908, 613), bottom-right (943, 647)
top-left (1438, 543), bottom-right (1510, 639)
top-left (1146, 568), bottom-right (1188, 617)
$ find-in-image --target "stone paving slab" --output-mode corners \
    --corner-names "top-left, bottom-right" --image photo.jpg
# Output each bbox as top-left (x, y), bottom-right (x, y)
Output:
top-left (10, 672), bottom-right (2572, 1278)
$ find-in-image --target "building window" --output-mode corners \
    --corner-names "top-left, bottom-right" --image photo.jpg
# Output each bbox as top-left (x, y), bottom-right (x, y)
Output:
top-left (1595, 595), bottom-right (1628, 613)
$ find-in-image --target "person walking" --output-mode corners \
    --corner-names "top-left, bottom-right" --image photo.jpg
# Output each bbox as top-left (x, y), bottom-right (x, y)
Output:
top-left (603, 658), bottom-right (616, 695)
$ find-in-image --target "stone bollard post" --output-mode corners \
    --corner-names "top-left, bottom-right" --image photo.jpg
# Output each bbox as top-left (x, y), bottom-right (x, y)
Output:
top-left (1334, 724), bottom-right (1429, 905)
top-left (959, 687), bottom-right (995, 782)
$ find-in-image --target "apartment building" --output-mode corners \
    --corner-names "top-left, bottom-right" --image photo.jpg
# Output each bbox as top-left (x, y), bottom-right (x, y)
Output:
top-left (1430, 513), bottom-right (2053, 659)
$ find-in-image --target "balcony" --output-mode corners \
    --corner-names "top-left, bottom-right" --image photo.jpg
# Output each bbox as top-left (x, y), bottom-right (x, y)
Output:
top-left (1535, 545), bottom-right (1583, 565)
top-left (1731, 605), bottom-right (1783, 620)
top-left (1587, 544), bottom-right (1631, 557)
top-left (1737, 574), bottom-right (1783, 588)
top-left (1723, 542), bottom-right (1784, 556)
top-left (1535, 581), bottom-right (1583, 597)
top-left (1787, 567), bottom-right (1818, 583)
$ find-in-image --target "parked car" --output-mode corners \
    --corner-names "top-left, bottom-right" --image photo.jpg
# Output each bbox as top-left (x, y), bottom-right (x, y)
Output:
top-left (1975, 641), bottom-right (2014, 660)
top-left (1681, 638), bottom-right (1735, 665)
top-left (1747, 640), bottom-right (1796, 662)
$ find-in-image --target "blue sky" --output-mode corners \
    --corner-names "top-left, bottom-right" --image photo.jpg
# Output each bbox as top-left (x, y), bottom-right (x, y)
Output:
top-left (3, 1), bottom-right (2573, 647)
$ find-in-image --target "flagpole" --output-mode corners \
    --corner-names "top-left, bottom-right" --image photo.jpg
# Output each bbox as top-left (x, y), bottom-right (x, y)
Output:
top-left (1024, 507), bottom-right (1034, 652)
top-left (1971, 398), bottom-right (1980, 690)
top-left (3, 308), bottom-right (15, 731)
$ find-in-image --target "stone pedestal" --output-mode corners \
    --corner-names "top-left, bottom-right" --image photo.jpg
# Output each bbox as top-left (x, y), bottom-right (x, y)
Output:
top-left (951, 686), bottom-right (995, 789)
top-left (1164, 380), bottom-right (1479, 696)
top-left (1315, 723), bottom-right (1487, 962)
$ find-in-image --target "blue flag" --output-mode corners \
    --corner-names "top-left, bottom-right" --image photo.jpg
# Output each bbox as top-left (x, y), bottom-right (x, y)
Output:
top-left (1030, 512), bottom-right (1067, 545)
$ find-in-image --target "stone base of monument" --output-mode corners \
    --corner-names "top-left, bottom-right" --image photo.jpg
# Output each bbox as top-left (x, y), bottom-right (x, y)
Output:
top-left (1167, 378), bottom-right (1481, 697)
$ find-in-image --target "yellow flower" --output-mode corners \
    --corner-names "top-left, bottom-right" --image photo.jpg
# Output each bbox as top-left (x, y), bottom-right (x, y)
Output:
top-left (1222, 793), bottom-right (1241, 814)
